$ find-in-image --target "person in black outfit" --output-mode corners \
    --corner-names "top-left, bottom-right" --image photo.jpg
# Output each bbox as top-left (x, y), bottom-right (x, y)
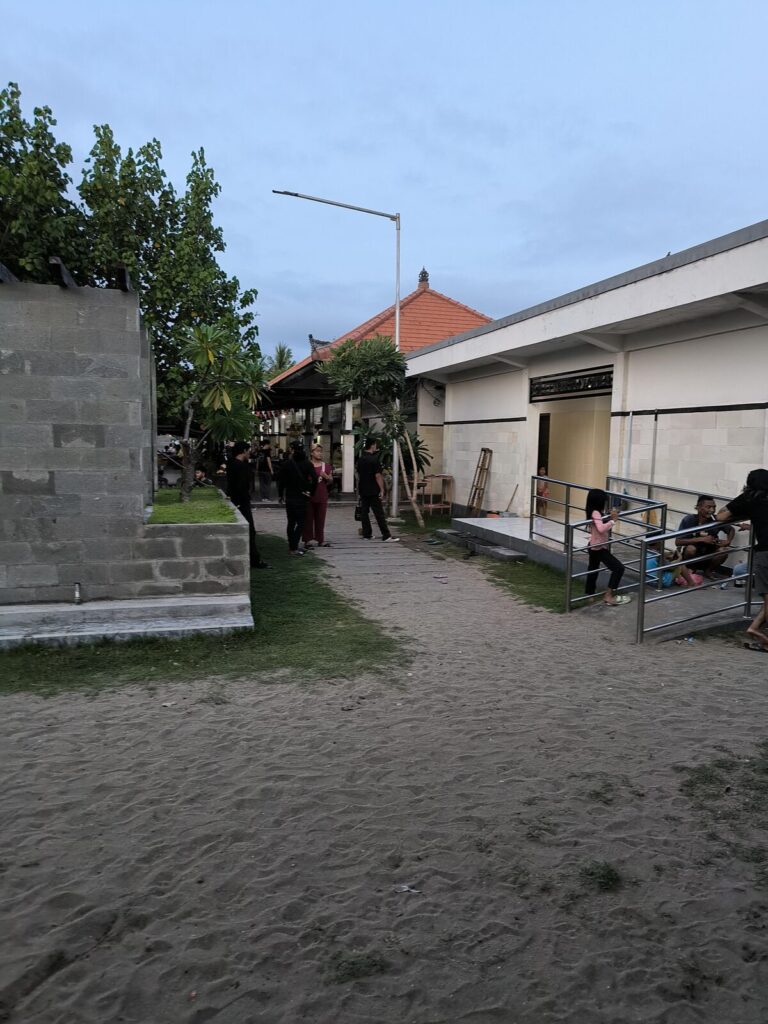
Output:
top-left (282, 441), bottom-right (317, 554)
top-left (227, 441), bottom-right (269, 569)
top-left (257, 441), bottom-right (274, 501)
top-left (716, 468), bottom-right (768, 649)
top-left (356, 438), bottom-right (399, 542)
top-left (276, 449), bottom-right (289, 503)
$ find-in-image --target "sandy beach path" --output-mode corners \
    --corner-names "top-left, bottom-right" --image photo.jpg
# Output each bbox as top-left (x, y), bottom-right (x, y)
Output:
top-left (1, 505), bottom-right (767, 1023)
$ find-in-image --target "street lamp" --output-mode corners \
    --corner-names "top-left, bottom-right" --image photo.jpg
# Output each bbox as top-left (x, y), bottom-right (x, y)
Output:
top-left (272, 189), bottom-right (401, 519)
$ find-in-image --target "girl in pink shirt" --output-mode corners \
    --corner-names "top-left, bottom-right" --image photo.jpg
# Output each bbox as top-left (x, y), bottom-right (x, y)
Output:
top-left (584, 488), bottom-right (631, 606)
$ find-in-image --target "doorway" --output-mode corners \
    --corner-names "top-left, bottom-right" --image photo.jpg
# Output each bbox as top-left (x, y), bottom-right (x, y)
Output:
top-left (537, 413), bottom-right (551, 476)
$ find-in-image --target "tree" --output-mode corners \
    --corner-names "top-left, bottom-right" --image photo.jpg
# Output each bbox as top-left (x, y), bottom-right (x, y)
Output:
top-left (178, 324), bottom-right (266, 501)
top-left (321, 334), bottom-right (429, 525)
top-left (0, 82), bottom-right (87, 281)
top-left (266, 343), bottom-right (294, 378)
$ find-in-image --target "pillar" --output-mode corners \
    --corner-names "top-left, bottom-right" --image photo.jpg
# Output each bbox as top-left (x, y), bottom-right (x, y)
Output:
top-left (342, 399), bottom-right (354, 493)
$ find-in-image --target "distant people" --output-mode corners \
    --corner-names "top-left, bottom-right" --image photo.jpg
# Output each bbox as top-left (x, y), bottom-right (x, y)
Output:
top-left (303, 443), bottom-right (333, 547)
top-left (584, 488), bottom-right (630, 606)
top-left (214, 463), bottom-right (227, 490)
top-left (257, 441), bottom-right (274, 501)
top-left (677, 496), bottom-right (734, 578)
top-left (716, 469), bottom-right (768, 649)
top-left (356, 437), bottom-right (399, 543)
top-left (646, 544), bottom-right (703, 588)
top-left (331, 442), bottom-right (343, 497)
top-left (536, 467), bottom-right (550, 516)
top-left (282, 441), bottom-right (317, 555)
top-left (227, 442), bottom-right (269, 569)
top-left (276, 449), bottom-right (289, 504)
top-left (193, 467), bottom-right (212, 487)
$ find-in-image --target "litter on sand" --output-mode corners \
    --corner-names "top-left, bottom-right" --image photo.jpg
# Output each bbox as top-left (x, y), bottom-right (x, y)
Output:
top-left (161, 702), bottom-right (177, 708)
top-left (394, 884), bottom-right (421, 894)
top-left (433, 574), bottom-right (448, 579)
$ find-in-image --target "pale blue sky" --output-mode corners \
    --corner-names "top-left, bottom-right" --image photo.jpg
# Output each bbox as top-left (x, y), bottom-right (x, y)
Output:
top-left (4, 0), bottom-right (768, 359)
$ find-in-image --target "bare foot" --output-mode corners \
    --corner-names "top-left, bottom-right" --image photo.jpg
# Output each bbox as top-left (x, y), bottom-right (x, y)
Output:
top-left (746, 628), bottom-right (768, 650)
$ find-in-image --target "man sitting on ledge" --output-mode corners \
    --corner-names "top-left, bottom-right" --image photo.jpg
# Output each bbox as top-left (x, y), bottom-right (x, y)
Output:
top-left (677, 495), bottom-right (734, 579)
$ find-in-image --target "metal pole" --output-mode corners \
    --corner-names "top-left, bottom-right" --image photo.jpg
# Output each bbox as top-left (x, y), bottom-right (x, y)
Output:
top-left (390, 213), bottom-right (401, 519)
top-left (744, 526), bottom-right (755, 621)
top-left (636, 537), bottom-right (648, 644)
top-left (565, 524), bottom-right (574, 612)
top-left (529, 474), bottom-right (535, 541)
top-left (564, 483), bottom-right (571, 552)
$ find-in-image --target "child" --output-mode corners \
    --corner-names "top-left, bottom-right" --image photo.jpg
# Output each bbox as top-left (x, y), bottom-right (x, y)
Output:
top-left (584, 488), bottom-right (631, 606)
top-left (536, 467), bottom-right (550, 516)
top-left (646, 544), bottom-right (703, 588)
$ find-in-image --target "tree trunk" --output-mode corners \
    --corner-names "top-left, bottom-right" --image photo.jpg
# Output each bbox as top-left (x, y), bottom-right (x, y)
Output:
top-left (396, 440), bottom-right (424, 528)
top-left (402, 430), bottom-right (423, 509)
top-left (180, 399), bottom-right (196, 503)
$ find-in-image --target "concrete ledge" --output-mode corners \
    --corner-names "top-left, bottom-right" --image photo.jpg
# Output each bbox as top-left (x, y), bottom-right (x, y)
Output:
top-left (0, 594), bottom-right (254, 649)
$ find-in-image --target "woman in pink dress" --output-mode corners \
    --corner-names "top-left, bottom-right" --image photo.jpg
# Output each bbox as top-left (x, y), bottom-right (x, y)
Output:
top-left (303, 443), bottom-right (334, 547)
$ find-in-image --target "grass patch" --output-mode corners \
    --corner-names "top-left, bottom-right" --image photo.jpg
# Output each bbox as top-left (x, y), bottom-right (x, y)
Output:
top-left (482, 558), bottom-right (567, 614)
top-left (395, 511), bottom-right (453, 536)
top-left (148, 487), bottom-right (236, 524)
top-left (328, 950), bottom-right (390, 984)
top-left (0, 534), bottom-right (402, 697)
top-left (579, 860), bottom-right (623, 892)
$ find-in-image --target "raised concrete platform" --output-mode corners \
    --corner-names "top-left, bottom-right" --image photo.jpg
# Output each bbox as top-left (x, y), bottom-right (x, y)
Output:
top-left (451, 516), bottom-right (585, 572)
top-left (0, 595), bottom-right (254, 649)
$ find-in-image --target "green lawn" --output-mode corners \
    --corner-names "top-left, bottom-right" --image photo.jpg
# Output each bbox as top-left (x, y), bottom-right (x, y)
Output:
top-left (0, 535), bottom-right (402, 697)
top-left (395, 511), bottom-right (454, 536)
top-left (148, 487), bottom-right (236, 524)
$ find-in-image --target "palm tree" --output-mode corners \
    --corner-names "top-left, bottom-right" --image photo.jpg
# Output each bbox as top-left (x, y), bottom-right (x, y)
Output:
top-left (266, 343), bottom-right (294, 378)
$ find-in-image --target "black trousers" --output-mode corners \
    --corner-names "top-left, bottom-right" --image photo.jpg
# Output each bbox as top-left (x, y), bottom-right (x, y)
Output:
top-left (585, 548), bottom-right (624, 595)
top-left (286, 501), bottom-right (307, 551)
top-left (360, 494), bottom-right (390, 540)
top-left (235, 501), bottom-right (261, 566)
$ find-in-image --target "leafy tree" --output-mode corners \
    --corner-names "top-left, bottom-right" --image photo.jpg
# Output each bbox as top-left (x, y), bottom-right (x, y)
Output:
top-left (321, 334), bottom-right (428, 525)
top-left (266, 343), bottom-right (294, 378)
top-left (0, 82), bottom-right (87, 281)
top-left (178, 324), bottom-right (266, 501)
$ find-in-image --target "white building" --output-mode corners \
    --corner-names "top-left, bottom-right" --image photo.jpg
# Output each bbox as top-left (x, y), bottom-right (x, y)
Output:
top-left (407, 219), bottom-right (768, 514)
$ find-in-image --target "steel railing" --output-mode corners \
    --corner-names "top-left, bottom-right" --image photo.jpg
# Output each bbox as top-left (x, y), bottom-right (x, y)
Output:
top-left (634, 520), bottom-right (755, 642)
top-left (606, 474), bottom-right (733, 529)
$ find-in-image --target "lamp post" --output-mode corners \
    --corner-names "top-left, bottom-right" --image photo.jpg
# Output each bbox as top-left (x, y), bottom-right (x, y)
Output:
top-left (272, 189), bottom-right (401, 518)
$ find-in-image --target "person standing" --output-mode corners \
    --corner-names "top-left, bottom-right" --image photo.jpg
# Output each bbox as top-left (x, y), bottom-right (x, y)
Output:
top-left (356, 438), bottom-right (399, 542)
top-left (227, 441), bottom-right (269, 569)
top-left (257, 441), bottom-right (274, 502)
top-left (283, 441), bottom-right (317, 555)
top-left (303, 443), bottom-right (333, 547)
top-left (583, 488), bottom-right (630, 605)
top-left (716, 469), bottom-right (768, 649)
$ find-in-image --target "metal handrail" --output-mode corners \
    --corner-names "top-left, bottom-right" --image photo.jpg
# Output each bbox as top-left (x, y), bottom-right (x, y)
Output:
top-left (606, 474), bottom-right (733, 524)
top-left (635, 521), bottom-right (755, 642)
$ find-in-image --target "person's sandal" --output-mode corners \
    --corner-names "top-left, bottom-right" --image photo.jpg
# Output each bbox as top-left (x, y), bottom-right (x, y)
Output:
top-left (607, 595), bottom-right (632, 605)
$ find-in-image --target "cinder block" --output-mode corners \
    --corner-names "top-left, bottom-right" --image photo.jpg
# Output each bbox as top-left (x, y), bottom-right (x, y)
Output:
top-left (77, 449), bottom-right (131, 470)
top-left (0, 424), bottom-right (53, 447)
top-left (132, 537), bottom-right (179, 560)
top-left (84, 539), bottom-right (133, 562)
top-left (0, 585), bottom-right (66, 604)
top-left (23, 352), bottom-right (80, 377)
top-left (0, 351), bottom-right (26, 374)
top-left (180, 535), bottom-right (224, 558)
top-left (0, 399), bottom-right (26, 423)
top-left (88, 495), bottom-right (143, 517)
top-left (132, 580), bottom-right (184, 598)
top-left (7, 564), bottom-right (58, 587)
top-left (210, 558), bottom-right (248, 579)
top-left (0, 470), bottom-right (54, 495)
top-left (52, 424), bottom-right (106, 449)
top-left (0, 542), bottom-right (33, 563)
top-left (108, 562), bottom-right (155, 583)
top-left (78, 400), bottom-right (134, 425)
top-left (49, 326), bottom-right (139, 354)
top-left (155, 560), bottom-right (201, 580)
top-left (1, 325), bottom-right (52, 351)
top-left (57, 563), bottom-right (109, 586)
top-left (224, 537), bottom-right (249, 557)
top-left (32, 542), bottom-right (84, 564)
top-left (28, 495), bottom-right (82, 518)
top-left (181, 579), bottom-right (228, 595)
top-left (26, 400), bottom-right (81, 424)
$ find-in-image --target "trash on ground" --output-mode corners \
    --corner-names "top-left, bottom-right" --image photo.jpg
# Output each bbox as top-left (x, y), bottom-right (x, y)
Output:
top-left (161, 701), bottom-right (177, 707)
top-left (394, 883), bottom-right (421, 894)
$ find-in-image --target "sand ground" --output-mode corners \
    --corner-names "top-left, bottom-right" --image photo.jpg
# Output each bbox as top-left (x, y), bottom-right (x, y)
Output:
top-left (1, 507), bottom-right (767, 1023)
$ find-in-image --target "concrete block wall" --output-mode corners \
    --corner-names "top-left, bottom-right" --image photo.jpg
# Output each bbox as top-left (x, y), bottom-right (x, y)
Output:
top-left (443, 422), bottom-right (524, 512)
top-left (0, 282), bottom-right (249, 606)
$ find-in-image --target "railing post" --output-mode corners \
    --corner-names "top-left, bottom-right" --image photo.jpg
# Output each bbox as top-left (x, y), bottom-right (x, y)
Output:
top-left (636, 536), bottom-right (647, 644)
top-left (744, 526), bottom-right (755, 621)
top-left (564, 483), bottom-right (571, 552)
top-left (529, 475), bottom-right (535, 541)
top-left (565, 524), bottom-right (574, 612)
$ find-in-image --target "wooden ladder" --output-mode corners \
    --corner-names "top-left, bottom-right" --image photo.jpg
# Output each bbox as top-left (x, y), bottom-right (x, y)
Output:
top-left (467, 448), bottom-right (492, 515)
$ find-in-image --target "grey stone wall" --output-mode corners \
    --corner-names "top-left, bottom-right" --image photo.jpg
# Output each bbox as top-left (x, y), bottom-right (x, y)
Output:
top-left (0, 282), bottom-right (249, 605)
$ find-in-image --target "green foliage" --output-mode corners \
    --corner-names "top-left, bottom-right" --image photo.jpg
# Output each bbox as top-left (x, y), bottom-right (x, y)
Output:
top-left (266, 342), bottom-right (294, 378)
top-left (0, 82), bottom-right (87, 281)
top-left (148, 488), bottom-right (235, 524)
top-left (352, 422), bottom-right (431, 474)
top-left (0, 83), bottom-right (259, 426)
top-left (321, 334), bottom-right (406, 407)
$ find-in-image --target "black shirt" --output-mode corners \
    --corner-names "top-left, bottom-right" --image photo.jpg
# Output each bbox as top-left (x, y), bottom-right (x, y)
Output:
top-left (357, 451), bottom-right (383, 497)
top-left (282, 458), bottom-right (317, 502)
top-left (226, 458), bottom-right (252, 507)
top-left (726, 491), bottom-right (768, 552)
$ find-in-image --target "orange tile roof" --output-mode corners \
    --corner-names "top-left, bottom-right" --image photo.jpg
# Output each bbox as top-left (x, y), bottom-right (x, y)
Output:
top-left (268, 277), bottom-right (491, 387)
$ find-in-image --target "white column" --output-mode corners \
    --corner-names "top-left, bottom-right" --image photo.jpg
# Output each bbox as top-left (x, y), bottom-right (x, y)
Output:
top-left (342, 399), bottom-right (354, 493)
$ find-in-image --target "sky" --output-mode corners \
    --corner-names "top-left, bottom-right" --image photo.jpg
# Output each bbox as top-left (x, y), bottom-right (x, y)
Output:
top-left (4, 0), bottom-right (768, 361)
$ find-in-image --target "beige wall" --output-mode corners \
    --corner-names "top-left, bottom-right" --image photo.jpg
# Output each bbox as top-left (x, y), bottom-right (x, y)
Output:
top-left (445, 369), bottom-right (525, 421)
top-left (443, 421), bottom-right (525, 512)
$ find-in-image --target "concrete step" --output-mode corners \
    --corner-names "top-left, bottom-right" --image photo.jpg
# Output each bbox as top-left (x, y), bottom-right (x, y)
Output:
top-left (0, 595), bottom-right (254, 649)
top-left (435, 529), bottom-right (528, 562)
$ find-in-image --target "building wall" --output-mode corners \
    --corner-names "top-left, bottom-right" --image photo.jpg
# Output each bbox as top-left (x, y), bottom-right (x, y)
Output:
top-left (0, 283), bottom-right (249, 605)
